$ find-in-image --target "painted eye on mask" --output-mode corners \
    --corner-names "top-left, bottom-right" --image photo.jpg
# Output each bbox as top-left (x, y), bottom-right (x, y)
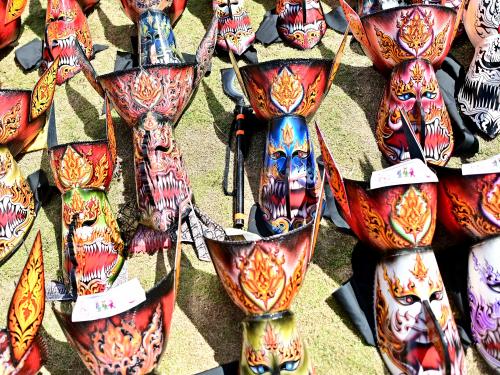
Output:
top-left (422, 91), bottom-right (437, 99)
top-left (281, 360), bottom-right (300, 371)
top-left (293, 149), bottom-right (309, 159)
top-left (271, 150), bottom-right (287, 160)
top-left (81, 217), bottom-right (97, 227)
top-left (397, 92), bottom-right (416, 101)
top-left (250, 364), bottom-right (271, 374)
top-left (397, 294), bottom-right (421, 305)
top-left (487, 281), bottom-right (500, 293)
top-left (430, 290), bottom-right (443, 301)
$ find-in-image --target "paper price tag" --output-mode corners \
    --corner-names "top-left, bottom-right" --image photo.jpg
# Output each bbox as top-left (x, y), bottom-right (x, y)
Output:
top-left (72, 278), bottom-right (146, 322)
top-left (462, 154), bottom-right (500, 176)
top-left (370, 159), bottom-right (438, 190)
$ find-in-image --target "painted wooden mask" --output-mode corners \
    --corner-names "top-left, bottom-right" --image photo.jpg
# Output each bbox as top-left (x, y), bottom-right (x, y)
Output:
top-left (468, 237), bottom-right (500, 370)
top-left (241, 311), bottom-right (315, 375)
top-left (53, 221), bottom-right (182, 374)
top-left (275, 0), bottom-right (326, 49)
top-left (377, 58), bottom-right (453, 166)
top-left (213, 0), bottom-right (255, 55)
top-left (0, 59), bottom-right (58, 265)
top-left (240, 59), bottom-right (333, 234)
top-left (48, 97), bottom-right (125, 296)
top-left (138, 9), bottom-right (183, 65)
top-left (376, 249), bottom-right (466, 374)
top-left (42, 0), bottom-right (93, 85)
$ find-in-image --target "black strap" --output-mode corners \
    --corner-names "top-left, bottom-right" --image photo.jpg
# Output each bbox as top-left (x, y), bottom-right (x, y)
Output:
top-left (256, 10), bottom-right (281, 45)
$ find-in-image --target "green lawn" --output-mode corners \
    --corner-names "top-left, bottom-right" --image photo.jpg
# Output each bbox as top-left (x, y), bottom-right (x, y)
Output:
top-left (0, 0), bottom-right (498, 373)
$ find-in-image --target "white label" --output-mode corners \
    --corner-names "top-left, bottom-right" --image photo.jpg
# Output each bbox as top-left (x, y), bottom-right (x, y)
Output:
top-left (72, 278), bottom-right (146, 322)
top-left (224, 228), bottom-right (261, 241)
top-left (462, 154), bottom-right (500, 176)
top-left (370, 159), bottom-right (438, 190)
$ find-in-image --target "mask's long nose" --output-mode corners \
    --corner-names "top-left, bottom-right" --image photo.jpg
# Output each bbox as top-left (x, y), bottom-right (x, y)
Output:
top-left (302, 0), bottom-right (307, 24)
top-left (227, 0), bottom-right (233, 19)
top-left (285, 156), bottom-right (292, 219)
top-left (414, 99), bottom-right (426, 150)
top-left (422, 299), bottom-right (451, 375)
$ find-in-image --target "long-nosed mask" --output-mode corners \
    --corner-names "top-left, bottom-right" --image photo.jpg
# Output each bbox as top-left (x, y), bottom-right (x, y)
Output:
top-left (316, 123), bottom-right (466, 374)
top-left (213, 0), bottom-right (255, 55)
top-left (53, 215), bottom-right (183, 374)
top-left (138, 9), bottom-right (183, 65)
top-left (42, 0), bottom-right (93, 85)
top-left (48, 97), bottom-right (125, 296)
top-left (0, 232), bottom-right (46, 375)
top-left (378, 59), bottom-right (453, 166)
top-left (376, 249), bottom-right (465, 374)
top-left (0, 59), bottom-right (58, 265)
top-left (468, 237), bottom-right (500, 369)
top-left (276, 0), bottom-right (327, 50)
top-left (241, 311), bottom-right (315, 375)
top-left (457, 34), bottom-right (500, 139)
top-left (0, 0), bottom-right (28, 50)
top-left (239, 59), bottom-right (336, 234)
top-left (340, 1), bottom-right (463, 166)
top-left (85, 17), bottom-right (217, 254)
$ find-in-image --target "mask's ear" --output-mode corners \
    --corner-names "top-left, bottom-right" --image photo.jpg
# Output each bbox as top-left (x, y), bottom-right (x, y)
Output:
top-left (315, 122), bottom-right (351, 221)
top-left (310, 169), bottom-right (326, 259)
top-left (327, 28), bottom-right (349, 92)
top-left (338, 0), bottom-right (370, 51)
top-left (8, 231), bottom-right (45, 365)
top-left (105, 94), bottom-right (117, 169)
top-left (4, 0), bottom-right (28, 24)
top-left (194, 15), bottom-right (218, 87)
top-left (30, 56), bottom-right (60, 122)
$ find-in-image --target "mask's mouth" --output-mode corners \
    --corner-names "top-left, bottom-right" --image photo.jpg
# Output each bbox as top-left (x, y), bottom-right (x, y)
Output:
top-left (0, 195), bottom-right (28, 240)
top-left (385, 117), bottom-right (451, 165)
top-left (73, 228), bottom-right (121, 294)
top-left (261, 174), bottom-right (314, 223)
top-left (480, 326), bottom-right (500, 362)
top-left (422, 118), bottom-right (451, 164)
top-left (405, 340), bottom-right (442, 374)
top-left (47, 35), bottom-right (80, 83)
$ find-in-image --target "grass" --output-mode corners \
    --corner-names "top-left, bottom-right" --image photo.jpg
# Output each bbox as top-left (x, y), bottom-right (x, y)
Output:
top-left (0, 0), bottom-right (498, 373)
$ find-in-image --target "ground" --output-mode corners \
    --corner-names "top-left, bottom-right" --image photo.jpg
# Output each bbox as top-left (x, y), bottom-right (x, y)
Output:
top-left (0, 0), bottom-right (499, 373)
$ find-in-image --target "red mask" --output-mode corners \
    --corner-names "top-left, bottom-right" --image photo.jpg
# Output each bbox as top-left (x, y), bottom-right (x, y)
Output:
top-left (377, 59), bottom-right (453, 166)
top-left (49, 97), bottom-right (125, 296)
top-left (276, 0), bottom-right (327, 49)
top-left (42, 0), bottom-right (93, 85)
top-left (0, 232), bottom-right (45, 375)
top-left (53, 217), bottom-right (183, 374)
top-left (0, 0), bottom-right (27, 49)
top-left (0, 59), bottom-right (58, 265)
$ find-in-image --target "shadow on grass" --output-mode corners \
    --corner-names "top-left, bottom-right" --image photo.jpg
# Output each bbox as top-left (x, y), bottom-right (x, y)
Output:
top-left (24, 0), bottom-right (45, 39)
top-left (202, 80), bottom-right (266, 205)
top-left (39, 325), bottom-right (85, 373)
top-left (175, 251), bottom-right (244, 365)
top-left (65, 82), bottom-right (102, 139)
top-left (96, 7), bottom-right (133, 52)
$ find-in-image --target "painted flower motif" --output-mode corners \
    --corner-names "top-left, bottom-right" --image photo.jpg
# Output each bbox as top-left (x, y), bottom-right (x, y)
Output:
top-left (132, 71), bottom-right (162, 109)
top-left (390, 186), bottom-right (432, 245)
top-left (270, 68), bottom-right (304, 113)
top-left (238, 247), bottom-right (286, 311)
top-left (59, 147), bottom-right (93, 188)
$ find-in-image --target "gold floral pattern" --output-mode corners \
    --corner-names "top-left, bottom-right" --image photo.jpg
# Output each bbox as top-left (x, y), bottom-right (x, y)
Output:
top-left (5, 0), bottom-right (28, 23)
top-left (270, 67), bottom-right (304, 113)
top-left (31, 56), bottom-right (59, 121)
top-left (0, 101), bottom-right (21, 144)
top-left (8, 232), bottom-right (44, 363)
